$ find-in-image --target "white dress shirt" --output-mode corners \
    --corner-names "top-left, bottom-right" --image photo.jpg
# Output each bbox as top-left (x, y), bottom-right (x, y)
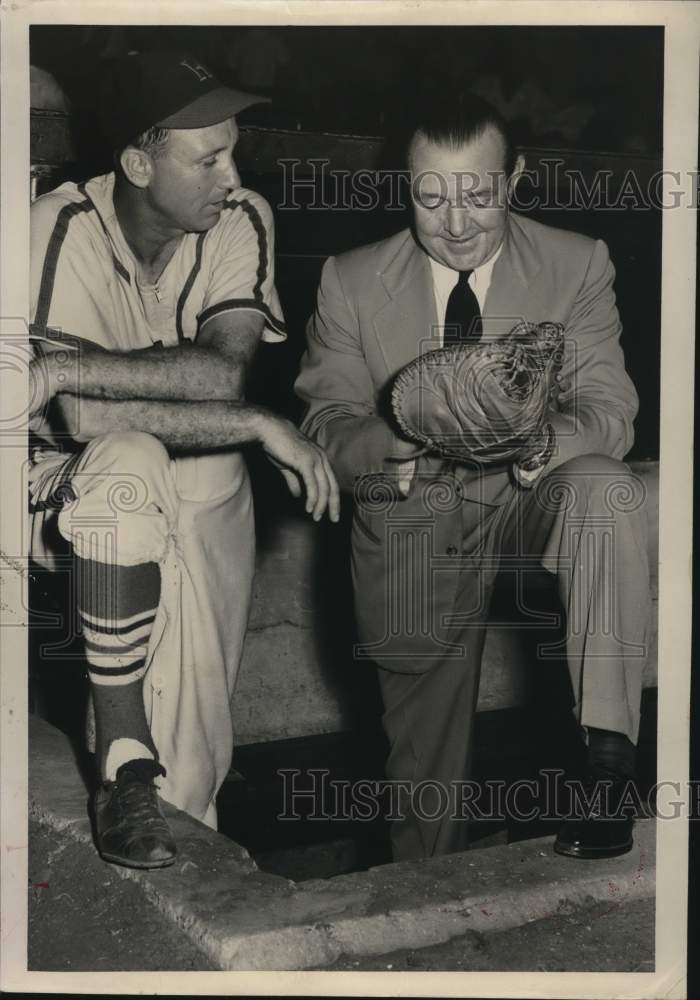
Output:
top-left (428, 241), bottom-right (503, 329)
top-left (396, 242), bottom-right (503, 493)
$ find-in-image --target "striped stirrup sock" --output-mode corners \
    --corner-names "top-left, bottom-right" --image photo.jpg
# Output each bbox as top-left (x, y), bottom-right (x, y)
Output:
top-left (80, 606), bottom-right (156, 686)
top-left (77, 557), bottom-right (161, 779)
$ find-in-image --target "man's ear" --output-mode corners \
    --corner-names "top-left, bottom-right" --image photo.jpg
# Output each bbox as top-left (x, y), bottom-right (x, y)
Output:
top-left (119, 147), bottom-right (153, 189)
top-left (507, 153), bottom-right (527, 199)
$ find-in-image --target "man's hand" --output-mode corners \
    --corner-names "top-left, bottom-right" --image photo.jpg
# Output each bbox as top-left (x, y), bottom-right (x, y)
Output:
top-left (391, 324), bottom-right (565, 465)
top-left (387, 435), bottom-right (426, 461)
top-left (257, 414), bottom-right (340, 523)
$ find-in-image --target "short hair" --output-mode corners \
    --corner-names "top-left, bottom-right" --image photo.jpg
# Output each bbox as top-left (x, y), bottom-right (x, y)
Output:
top-left (129, 125), bottom-right (171, 158)
top-left (406, 91), bottom-right (517, 177)
top-left (114, 124), bottom-right (170, 172)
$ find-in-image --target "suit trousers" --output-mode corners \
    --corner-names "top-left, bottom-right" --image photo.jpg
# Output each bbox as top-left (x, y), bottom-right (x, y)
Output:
top-left (376, 453), bottom-right (652, 861)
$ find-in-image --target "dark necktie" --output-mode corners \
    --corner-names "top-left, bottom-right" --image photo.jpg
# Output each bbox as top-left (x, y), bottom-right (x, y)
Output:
top-left (444, 270), bottom-right (482, 345)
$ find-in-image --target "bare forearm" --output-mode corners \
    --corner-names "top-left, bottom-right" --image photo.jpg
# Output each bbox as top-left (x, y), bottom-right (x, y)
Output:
top-left (52, 343), bottom-right (246, 402)
top-left (59, 393), bottom-right (265, 450)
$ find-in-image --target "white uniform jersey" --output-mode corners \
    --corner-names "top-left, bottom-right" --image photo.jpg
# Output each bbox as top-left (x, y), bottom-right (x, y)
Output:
top-left (27, 172), bottom-right (285, 825)
top-left (30, 171), bottom-right (286, 352)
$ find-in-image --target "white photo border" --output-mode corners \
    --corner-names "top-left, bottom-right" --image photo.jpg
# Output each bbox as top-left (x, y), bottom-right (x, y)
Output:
top-left (1, 2), bottom-right (697, 997)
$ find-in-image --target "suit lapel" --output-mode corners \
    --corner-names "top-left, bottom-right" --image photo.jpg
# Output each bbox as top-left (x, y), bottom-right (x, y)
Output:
top-left (371, 213), bottom-right (544, 372)
top-left (372, 231), bottom-right (442, 376)
top-left (483, 213), bottom-right (542, 338)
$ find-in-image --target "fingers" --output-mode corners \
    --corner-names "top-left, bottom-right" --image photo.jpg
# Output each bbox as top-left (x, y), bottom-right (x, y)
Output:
top-left (300, 454), bottom-right (319, 517)
top-left (282, 449), bottom-right (339, 522)
top-left (306, 444), bottom-right (342, 522)
top-left (309, 452), bottom-right (327, 521)
top-left (280, 452), bottom-right (331, 520)
top-left (280, 467), bottom-right (301, 498)
top-left (262, 419), bottom-right (339, 522)
top-left (320, 451), bottom-right (340, 522)
top-left (287, 445), bottom-right (338, 523)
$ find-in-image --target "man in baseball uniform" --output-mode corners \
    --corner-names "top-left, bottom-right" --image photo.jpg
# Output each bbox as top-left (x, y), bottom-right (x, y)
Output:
top-left (28, 49), bottom-right (339, 869)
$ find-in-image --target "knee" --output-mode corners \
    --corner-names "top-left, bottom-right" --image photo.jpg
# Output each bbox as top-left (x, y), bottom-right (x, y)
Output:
top-left (86, 432), bottom-right (170, 485)
top-left (555, 453), bottom-right (629, 480)
top-left (73, 432), bottom-right (172, 513)
top-left (58, 433), bottom-right (173, 560)
top-left (543, 453), bottom-right (644, 516)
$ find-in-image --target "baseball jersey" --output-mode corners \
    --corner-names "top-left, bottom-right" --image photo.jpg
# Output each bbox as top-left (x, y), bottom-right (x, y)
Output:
top-left (30, 171), bottom-right (286, 354)
top-left (28, 171), bottom-right (287, 542)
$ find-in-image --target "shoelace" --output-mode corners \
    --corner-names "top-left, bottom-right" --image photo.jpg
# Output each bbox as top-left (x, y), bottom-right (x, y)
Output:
top-left (115, 777), bottom-right (170, 832)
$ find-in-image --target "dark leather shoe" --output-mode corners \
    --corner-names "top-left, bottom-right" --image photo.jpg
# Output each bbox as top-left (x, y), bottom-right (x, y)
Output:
top-left (93, 759), bottom-right (177, 869)
top-left (554, 768), bottom-right (636, 860)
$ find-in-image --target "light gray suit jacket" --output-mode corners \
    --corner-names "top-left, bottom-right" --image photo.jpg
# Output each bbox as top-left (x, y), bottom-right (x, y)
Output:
top-left (295, 212), bottom-right (639, 671)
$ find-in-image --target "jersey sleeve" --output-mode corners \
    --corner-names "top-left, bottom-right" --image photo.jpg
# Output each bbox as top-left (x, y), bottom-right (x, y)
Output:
top-left (30, 192), bottom-right (109, 347)
top-left (29, 196), bottom-right (91, 335)
top-left (198, 190), bottom-right (287, 343)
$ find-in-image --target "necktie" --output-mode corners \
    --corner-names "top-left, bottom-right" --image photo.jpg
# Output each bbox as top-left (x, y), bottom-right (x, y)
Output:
top-left (444, 270), bottom-right (482, 345)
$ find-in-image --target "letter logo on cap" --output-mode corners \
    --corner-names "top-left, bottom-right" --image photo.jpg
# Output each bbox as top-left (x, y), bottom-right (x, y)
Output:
top-left (180, 58), bottom-right (212, 82)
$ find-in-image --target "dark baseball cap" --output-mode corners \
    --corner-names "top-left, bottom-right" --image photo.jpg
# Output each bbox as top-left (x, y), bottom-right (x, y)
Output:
top-left (100, 48), bottom-right (269, 151)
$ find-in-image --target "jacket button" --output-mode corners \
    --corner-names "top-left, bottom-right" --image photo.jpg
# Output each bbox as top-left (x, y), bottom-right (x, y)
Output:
top-left (446, 545), bottom-right (458, 556)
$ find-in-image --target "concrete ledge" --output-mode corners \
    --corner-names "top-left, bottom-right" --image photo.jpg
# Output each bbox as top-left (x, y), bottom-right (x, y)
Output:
top-left (30, 715), bottom-right (656, 971)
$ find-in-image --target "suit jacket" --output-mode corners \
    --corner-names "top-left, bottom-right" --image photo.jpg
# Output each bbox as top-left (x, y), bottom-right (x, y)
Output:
top-left (295, 212), bottom-right (639, 672)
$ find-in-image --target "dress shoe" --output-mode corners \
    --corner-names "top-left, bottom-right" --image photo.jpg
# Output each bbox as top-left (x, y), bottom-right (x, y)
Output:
top-left (554, 766), bottom-right (636, 860)
top-left (93, 758), bottom-right (177, 869)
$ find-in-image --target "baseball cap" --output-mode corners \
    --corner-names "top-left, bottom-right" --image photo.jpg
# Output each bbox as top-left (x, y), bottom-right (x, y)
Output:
top-left (99, 48), bottom-right (270, 151)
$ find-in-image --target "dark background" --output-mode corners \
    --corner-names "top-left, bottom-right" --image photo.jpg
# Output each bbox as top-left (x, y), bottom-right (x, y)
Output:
top-left (31, 24), bottom-right (663, 152)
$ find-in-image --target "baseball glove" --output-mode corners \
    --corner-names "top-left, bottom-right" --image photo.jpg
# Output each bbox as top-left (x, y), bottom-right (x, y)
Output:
top-left (391, 321), bottom-right (565, 463)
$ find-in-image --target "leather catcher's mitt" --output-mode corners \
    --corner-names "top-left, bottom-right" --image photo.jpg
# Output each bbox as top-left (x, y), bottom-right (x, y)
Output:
top-left (391, 321), bottom-right (565, 463)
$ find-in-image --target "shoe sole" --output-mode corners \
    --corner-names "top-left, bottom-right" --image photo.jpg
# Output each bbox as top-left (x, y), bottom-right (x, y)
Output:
top-left (98, 849), bottom-right (177, 870)
top-left (553, 838), bottom-right (634, 860)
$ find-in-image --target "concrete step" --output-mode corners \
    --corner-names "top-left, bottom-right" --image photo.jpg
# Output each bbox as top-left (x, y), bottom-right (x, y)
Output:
top-left (30, 715), bottom-right (656, 972)
top-left (326, 896), bottom-right (655, 972)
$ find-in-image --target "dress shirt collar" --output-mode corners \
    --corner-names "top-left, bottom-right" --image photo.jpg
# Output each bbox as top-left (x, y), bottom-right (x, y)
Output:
top-left (428, 238), bottom-right (504, 311)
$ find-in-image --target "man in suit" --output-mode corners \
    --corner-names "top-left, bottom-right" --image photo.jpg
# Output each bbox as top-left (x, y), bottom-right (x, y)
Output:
top-left (295, 93), bottom-right (651, 862)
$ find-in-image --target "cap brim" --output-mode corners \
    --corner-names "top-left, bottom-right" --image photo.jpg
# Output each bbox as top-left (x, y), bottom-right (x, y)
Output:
top-left (156, 86), bottom-right (270, 129)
